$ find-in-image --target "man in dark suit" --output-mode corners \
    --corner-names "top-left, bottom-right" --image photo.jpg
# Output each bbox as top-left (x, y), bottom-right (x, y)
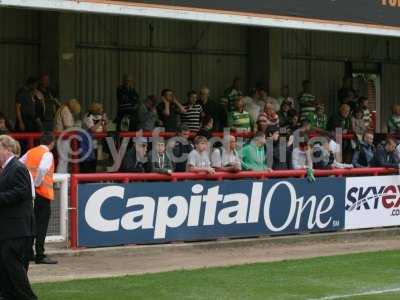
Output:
top-left (0, 135), bottom-right (37, 300)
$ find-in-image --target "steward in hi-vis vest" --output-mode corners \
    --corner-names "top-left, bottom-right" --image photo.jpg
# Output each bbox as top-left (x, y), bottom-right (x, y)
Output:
top-left (20, 133), bottom-right (58, 265)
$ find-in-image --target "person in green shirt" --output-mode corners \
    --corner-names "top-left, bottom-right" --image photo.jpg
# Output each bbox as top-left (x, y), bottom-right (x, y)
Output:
top-left (309, 104), bottom-right (328, 130)
top-left (241, 131), bottom-right (269, 171)
top-left (224, 77), bottom-right (243, 112)
top-left (388, 104), bottom-right (400, 134)
top-left (227, 96), bottom-right (252, 132)
top-left (298, 80), bottom-right (317, 121)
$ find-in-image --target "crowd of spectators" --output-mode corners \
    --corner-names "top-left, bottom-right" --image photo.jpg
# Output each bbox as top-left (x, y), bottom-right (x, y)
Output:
top-left (4, 73), bottom-right (400, 175)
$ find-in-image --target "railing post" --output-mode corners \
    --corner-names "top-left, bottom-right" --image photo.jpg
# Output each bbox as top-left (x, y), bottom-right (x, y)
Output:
top-left (71, 137), bottom-right (80, 174)
top-left (69, 174), bottom-right (78, 249)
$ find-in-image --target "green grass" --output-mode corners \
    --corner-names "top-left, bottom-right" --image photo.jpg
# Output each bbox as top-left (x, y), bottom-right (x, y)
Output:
top-left (34, 250), bottom-right (400, 300)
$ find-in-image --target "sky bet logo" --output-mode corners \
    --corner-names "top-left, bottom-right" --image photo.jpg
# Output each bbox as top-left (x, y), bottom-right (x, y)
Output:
top-left (83, 180), bottom-right (340, 241)
top-left (346, 185), bottom-right (400, 216)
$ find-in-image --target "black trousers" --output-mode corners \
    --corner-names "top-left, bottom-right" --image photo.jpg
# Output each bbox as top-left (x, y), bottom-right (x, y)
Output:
top-left (0, 237), bottom-right (37, 300)
top-left (34, 195), bottom-right (51, 259)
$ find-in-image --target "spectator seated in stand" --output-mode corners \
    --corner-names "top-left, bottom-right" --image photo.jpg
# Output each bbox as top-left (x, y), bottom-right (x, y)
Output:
top-left (137, 95), bottom-right (160, 131)
top-left (199, 86), bottom-right (226, 131)
top-left (318, 131), bottom-right (353, 169)
top-left (211, 135), bottom-right (241, 172)
top-left (373, 137), bottom-right (400, 169)
top-left (15, 77), bottom-right (43, 132)
top-left (352, 131), bottom-right (375, 168)
top-left (80, 102), bottom-right (108, 173)
top-left (120, 137), bottom-right (150, 173)
top-left (338, 76), bottom-right (357, 107)
top-left (0, 112), bottom-right (13, 134)
top-left (256, 114), bottom-right (268, 134)
top-left (224, 77), bottom-right (243, 112)
top-left (311, 140), bottom-right (334, 169)
top-left (261, 102), bottom-right (279, 128)
top-left (277, 85), bottom-right (295, 110)
top-left (54, 98), bottom-right (82, 173)
top-left (243, 90), bottom-right (261, 127)
top-left (38, 74), bottom-right (60, 131)
top-left (328, 103), bottom-right (353, 163)
top-left (358, 96), bottom-right (371, 129)
top-left (309, 104), bottom-right (327, 131)
top-left (284, 109), bottom-right (301, 136)
top-left (352, 107), bottom-right (368, 142)
top-left (340, 90), bottom-right (358, 113)
top-left (173, 124), bottom-right (194, 172)
top-left (388, 104), bottom-right (400, 134)
top-left (292, 135), bottom-right (313, 170)
top-left (241, 131), bottom-right (269, 171)
top-left (197, 115), bottom-right (214, 140)
top-left (227, 96), bottom-right (252, 132)
top-left (186, 135), bottom-right (215, 174)
top-left (116, 74), bottom-right (140, 131)
top-left (157, 89), bottom-right (187, 132)
top-left (266, 126), bottom-right (289, 170)
top-left (298, 80), bottom-right (317, 121)
top-left (278, 100), bottom-right (291, 127)
top-left (148, 139), bottom-right (173, 174)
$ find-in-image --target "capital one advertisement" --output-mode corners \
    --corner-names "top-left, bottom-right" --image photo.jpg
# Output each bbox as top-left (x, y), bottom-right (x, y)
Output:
top-left (77, 178), bottom-right (345, 247)
top-left (345, 175), bottom-right (400, 230)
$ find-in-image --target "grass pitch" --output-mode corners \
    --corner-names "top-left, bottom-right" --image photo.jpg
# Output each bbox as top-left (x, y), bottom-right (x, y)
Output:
top-left (34, 250), bottom-right (400, 300)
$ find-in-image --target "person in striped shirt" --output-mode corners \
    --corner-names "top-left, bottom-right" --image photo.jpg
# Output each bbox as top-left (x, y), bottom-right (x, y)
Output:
top-left (227, 96), bottom-right (252, 132)
top-left (298, 80), bottom-right (317, 121)
top-left (181, 90), bottom-right (203, 132)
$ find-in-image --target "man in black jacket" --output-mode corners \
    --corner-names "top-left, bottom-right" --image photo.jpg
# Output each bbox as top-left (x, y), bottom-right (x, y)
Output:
top-left (0, 135), bottom-right (37, 300)
top-left (116, 74), bottom-right (140, 131)
top-left (373, 137), bottom-right (400, 168)
top-left (172, 125), bottom-right (194, 172)
top-left (352, 132), bottom-right (375, 168)
top-left (119, 137), bottom-right (150, 173)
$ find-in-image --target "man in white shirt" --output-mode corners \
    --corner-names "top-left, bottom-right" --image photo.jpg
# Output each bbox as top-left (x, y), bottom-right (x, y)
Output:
top-left (186, 136), bottom-right (215, 174)
top-left (211, 135), bottom-right (241, 172)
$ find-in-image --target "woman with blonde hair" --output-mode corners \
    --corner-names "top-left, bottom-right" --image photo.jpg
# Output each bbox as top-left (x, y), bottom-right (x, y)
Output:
top-left (54, 98), bottom-right (81, 132)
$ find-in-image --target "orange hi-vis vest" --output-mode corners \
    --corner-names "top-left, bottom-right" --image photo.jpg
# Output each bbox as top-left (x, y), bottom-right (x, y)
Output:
top-left (25, 146), bottom-right (54, 201)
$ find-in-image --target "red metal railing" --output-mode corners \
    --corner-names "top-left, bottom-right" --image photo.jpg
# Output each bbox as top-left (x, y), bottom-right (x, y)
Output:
top-left (68, 167), bottom-right (397, 249)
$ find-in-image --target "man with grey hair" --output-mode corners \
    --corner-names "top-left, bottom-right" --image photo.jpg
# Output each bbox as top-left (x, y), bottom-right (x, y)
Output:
top-left (0, 135), bottom-right (37, 300)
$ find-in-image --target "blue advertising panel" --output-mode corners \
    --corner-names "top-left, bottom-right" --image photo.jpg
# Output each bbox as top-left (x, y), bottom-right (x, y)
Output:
top-left (77, 178), bottom-right (345, 247)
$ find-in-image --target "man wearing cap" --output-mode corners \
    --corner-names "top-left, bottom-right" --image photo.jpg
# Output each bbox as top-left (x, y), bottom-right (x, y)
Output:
top-left (120, 137), bottom-right (151, 173)
top-left (20, 133), bottom-right (58, 265)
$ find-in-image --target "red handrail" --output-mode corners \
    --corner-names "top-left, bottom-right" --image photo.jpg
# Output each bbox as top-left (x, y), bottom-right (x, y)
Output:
top-left (68, 168), bottom-right (397, 249)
